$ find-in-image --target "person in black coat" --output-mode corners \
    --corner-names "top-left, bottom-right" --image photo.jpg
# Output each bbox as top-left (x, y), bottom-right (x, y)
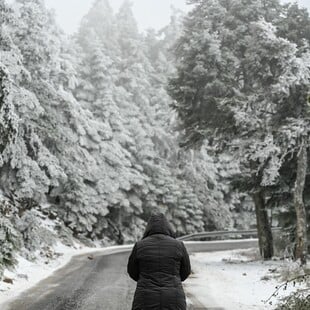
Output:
top-left (127, 213), bottom-right (191, 310)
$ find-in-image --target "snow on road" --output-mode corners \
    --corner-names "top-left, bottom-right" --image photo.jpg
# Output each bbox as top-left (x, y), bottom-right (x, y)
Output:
top-left (0, 243), bottom-right (132, 307)
top-left (185, 249), bottom-right (301, 310)
top-left (1, 244), bottom-right (305, 310)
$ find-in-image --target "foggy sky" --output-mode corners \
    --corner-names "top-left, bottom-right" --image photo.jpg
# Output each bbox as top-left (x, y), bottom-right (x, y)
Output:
top-left (7, 0), bottom-right (310, 34)
top-left (45, 0), bottom-right (190, 34)
top-left (45, 0), bottom-right (310, 34)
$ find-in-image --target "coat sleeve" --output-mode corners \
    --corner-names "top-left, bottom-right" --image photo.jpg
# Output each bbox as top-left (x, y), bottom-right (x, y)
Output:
top-left (127, 243), bottom-right (139, 281)
top-left (180, 242), bottom-right (191, 281)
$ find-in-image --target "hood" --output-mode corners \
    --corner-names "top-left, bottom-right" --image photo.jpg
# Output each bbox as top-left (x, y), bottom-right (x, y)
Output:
top-left (143, 213), bottom-right (176, 239)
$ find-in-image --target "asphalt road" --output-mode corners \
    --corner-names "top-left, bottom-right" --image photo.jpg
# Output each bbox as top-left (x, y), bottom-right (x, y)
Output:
top-left (4, 239), bottom-right (258, 310)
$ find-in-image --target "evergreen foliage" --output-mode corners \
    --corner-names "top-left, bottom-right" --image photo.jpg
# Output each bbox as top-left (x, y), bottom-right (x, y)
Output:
top-left (168, 0), bottom-right (310, 258)
top-left (3, 0), bottom-right (307, 273)
top-left (0, 194), bottom-right (22, 278)
top-left (1, 0), bottom-right (218, 254)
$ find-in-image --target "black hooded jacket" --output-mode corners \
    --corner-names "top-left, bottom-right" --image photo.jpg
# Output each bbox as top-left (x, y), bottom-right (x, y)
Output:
top-left (127, 213), bottom-right (191, 310)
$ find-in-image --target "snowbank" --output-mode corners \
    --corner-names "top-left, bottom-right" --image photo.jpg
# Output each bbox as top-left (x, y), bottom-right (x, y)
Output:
top-left (185, 249), bottom-right (303, 309)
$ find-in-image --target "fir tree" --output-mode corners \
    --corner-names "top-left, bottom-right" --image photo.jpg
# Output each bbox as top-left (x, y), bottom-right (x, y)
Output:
top-left (169, 0), bottom-right (310, 259)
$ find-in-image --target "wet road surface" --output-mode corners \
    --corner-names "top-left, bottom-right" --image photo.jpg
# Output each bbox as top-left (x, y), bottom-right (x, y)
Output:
top-left (5, 249), bottom-right (134, 310)
top-left (4, 240), bottom-right (258, 310)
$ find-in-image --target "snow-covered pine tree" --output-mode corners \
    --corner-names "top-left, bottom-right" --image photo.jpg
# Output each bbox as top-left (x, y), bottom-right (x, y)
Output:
top-left (169, 0), bottom-right (310, 259)
top-left (0, 4), bottom-right (23, 272)
top-left (0, 0), bottom-right (64, 261)
top-left (77, 0), bottom-right (118, 58)
top-left (1, 0), bottom-right (64, 206)
top-left (74, 2), bottom-right (149, 242)
top-left (277, 2), bottom-right (310, 49)
top-left (114, 1), bottom-right (205, 233)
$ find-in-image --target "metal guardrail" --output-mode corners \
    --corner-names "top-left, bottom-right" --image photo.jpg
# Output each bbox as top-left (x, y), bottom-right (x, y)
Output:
top-left (177, 227), bottom-right (282, 241)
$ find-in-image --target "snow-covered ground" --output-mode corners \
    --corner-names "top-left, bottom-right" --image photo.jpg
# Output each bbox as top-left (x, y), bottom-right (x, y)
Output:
top-left (1, 244), bottom-right (307, 310)
top-left (185, 249), bottom-right (306, 310)
top-left (0, 242), bottom-right (133, 307)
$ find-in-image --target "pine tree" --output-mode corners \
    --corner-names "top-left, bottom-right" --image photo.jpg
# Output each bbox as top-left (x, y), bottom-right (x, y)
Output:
top-left (169, 0), bottom-right (310, 259)
top-left (277, 2), bottom-right (310, 48)
top-left (77, 0), bottom-right (118, 56)
top-left (1, 1), bottom-right (65, 205)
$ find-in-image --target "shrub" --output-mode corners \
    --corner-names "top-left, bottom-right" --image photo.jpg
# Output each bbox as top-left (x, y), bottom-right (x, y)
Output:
top-left (275, 292), bottom-right (310, 310)
top-left (14, 210), bottom-right (57, 259)
top-left (265, 271), bottom-right (310, 309)
top-left (0, 218), bottom-right (21, 278)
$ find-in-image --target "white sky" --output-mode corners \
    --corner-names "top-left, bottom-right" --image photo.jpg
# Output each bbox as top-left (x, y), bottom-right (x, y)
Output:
top-left (45, 0), bottom-right (191, 34)
top-left (7, 0), bottom-right (310, 34)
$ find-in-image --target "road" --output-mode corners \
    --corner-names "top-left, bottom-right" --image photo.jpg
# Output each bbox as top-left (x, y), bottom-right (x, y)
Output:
top-left (3, 239), bottom-right (258, 310)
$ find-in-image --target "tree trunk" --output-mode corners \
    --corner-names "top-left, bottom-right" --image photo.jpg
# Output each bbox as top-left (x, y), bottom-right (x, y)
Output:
top-left (253, 190), bottom-right (274, 259)
top-left (293, 141), bottom-right (307, 265)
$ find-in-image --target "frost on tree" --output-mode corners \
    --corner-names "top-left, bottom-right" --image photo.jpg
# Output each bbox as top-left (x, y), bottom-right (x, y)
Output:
top-left (169, 0), bottom-right (310, 259)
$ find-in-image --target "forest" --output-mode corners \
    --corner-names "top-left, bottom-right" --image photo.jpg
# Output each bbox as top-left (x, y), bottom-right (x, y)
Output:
top-left (1, 0), bottom-right (310, 279)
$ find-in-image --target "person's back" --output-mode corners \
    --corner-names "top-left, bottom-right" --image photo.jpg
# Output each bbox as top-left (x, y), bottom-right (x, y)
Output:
top-left (127, 213), bottom-right (191, 310)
